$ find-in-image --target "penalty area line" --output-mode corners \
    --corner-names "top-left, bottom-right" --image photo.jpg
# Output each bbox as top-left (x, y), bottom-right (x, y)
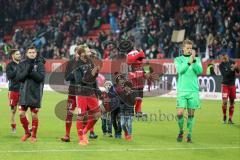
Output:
top-left (0, 146), bottom-right (239, 153)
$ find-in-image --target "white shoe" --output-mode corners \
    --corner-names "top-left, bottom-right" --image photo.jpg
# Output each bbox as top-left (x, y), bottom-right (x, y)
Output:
top-left (11, 128), bottom-right (16, 133)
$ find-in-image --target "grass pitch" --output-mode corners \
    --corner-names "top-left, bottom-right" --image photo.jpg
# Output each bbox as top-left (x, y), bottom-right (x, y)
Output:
top-left (0, 89), bottom-right (239, 160)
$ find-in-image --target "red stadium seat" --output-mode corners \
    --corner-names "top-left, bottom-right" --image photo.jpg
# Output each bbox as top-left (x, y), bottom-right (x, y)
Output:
top-left (100, 24), bottom-right (111, 30)
top-left (157, 53), bottom-right (165, 59)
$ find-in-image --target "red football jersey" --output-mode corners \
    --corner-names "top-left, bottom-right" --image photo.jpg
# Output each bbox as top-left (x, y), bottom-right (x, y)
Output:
top-left (128, 66), bottom-right (145, 89)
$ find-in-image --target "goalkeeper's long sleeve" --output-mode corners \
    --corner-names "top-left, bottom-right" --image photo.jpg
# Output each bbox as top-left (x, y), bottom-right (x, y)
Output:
top-left (174, 55), bottom-right (203, 92)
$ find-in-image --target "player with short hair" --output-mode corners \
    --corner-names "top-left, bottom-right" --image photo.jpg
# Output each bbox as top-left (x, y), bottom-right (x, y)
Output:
top-left (15, 46), bottom-right (45, 142)
top-left (174, 39), bottom-right (203, 143)
top-left (219, 54), bottom-right (239, 124)
top-left (6, 49), bottom-right (21, 133)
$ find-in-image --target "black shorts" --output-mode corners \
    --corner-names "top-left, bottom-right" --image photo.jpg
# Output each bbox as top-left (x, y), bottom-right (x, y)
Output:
top-left (19, 105), bottom-right (40, 113)
top-left (134, 88), bottom-right (143, 98)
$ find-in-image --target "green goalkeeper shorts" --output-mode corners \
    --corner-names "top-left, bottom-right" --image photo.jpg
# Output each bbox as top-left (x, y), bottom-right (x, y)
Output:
top-left (177, 92), bottom-right (200, 109)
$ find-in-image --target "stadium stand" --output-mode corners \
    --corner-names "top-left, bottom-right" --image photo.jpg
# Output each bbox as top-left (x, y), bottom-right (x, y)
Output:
top-left (0, 0), bottom-right (239, 60)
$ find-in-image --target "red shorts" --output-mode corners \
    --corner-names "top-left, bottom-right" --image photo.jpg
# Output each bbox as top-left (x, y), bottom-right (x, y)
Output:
top-left (67, 95), bottom-right (77, 111)
top-left (76, 96), bottom-right (100, 115)
top-left (222, 85), bottom-right (236, 100)
top-left (8, 91), bottom-right (19, 107)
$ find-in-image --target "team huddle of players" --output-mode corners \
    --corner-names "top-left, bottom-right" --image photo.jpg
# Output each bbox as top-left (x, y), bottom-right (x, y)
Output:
top-left (5, 40), bottom-right (239, 145)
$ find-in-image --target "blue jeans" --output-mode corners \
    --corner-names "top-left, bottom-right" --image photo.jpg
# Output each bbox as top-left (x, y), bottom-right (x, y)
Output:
top-left (111, 107), bottom-right (121, 136)
top-left (101, 112), bottom-right (112, 134)
top-left (120, 115), bottom-right (133, 136)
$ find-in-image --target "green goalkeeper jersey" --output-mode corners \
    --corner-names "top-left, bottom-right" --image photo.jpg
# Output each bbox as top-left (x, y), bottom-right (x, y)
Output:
top-left (174, 55), bottom-right (203, 92)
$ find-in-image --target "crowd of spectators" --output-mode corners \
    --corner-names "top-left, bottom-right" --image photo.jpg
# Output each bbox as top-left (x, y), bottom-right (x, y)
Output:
top-left (0, 0), bottom-right (53, 34)
top-left (0, 0), bottom-right (239, 60)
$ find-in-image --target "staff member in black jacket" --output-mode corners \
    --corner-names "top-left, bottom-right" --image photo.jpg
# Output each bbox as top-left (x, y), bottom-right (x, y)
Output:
top-left (219, 54), bottom-right (239, 124)
top-left (6, 49), bottom-right (21, 133)
top-left (15, 46), bottom-right (45, 142)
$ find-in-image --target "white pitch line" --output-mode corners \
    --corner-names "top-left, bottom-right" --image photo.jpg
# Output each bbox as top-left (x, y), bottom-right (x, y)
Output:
top-left (0, 146), bottom-right (239, 153)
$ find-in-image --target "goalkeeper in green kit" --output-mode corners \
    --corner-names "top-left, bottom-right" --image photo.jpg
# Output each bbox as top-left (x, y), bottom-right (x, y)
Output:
top-left (174, 39), bottom-right (203, 143)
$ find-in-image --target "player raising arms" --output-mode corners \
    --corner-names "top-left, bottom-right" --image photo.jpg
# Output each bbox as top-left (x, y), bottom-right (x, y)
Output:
top-left (219, 54), bottom-right (239, 124)
top-left (6, 49), bottom-right (21, 133)
top-left (74, 44), bottom-right (101, 146)
top-left (174, 39), bottom-right (203, 143)
top-left (15, 46), bottom-right (45, 142)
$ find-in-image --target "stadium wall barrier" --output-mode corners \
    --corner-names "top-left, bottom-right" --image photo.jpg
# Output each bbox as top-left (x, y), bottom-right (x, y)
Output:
top-left (2, 59), bottom-right (240, 75)
top-left (1, 72), bottom-right (240, 100)
top-left (158, 75), bottom-right (240, 100)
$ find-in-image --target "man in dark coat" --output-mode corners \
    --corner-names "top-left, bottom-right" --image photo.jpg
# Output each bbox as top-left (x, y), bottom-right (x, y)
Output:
top-left (15, 46), bottom-right (45, 142)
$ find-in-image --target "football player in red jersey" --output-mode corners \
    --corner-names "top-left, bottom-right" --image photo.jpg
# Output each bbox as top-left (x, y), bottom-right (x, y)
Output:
top-left (74, 45), bottom-right (101, 146)
top-left (219, 54), bottom-right (239, 124)
top-left (6, 49), bottom-right (21, 133)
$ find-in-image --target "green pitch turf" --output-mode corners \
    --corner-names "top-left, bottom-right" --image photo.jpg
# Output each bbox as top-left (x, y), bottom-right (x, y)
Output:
top-left (0, 89), bottom-right (239, 160)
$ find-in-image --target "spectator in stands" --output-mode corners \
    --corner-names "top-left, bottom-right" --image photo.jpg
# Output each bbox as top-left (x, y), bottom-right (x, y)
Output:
top-left (206, 61), bottom-right (216, 76)
top-left (0, 0), bottom-right (239, 60)
top-left (0, 62), bottom-right (3, 72)
top-left (109, 13), bottom-right (119, 33)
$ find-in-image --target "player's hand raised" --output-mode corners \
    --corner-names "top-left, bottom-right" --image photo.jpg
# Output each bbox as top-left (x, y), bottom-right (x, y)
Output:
top-left (189, 49), bottom-right (196, 64)
top-left (150, 72), bottom-right (159, 81)
top-left (145, 72), bottom-right (159, 81)
top-left (191, 49), bottom-right (196, 58)
top-left (91, 66), bottom-right (100, 76)
top-left (231, 64), bottom-right (238, 71)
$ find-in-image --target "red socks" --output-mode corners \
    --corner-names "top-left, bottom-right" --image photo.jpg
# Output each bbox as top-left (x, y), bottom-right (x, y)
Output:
top-left (83, 119), bottom-right (97, 135)
top-left (76, 120), bottom-right (84, 140)
top-left (11, 123), bottom-right (16, 129)
top-left (135, 99), bottom-right (142, 113)
top-left (222, 104), bottom-right (227, 119)
top-left (65, 114), bottom-right (73, 137)
top-left (90, 127), bottom-right (94, 134)
top-left (20, 116), bottom-right (29, 134)
top-left (229, 105), bottom-right (234, 120)
top-left (222, 104), bottom-right (235, 121)
top-left (32, 118), bottom-right (39, 138)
